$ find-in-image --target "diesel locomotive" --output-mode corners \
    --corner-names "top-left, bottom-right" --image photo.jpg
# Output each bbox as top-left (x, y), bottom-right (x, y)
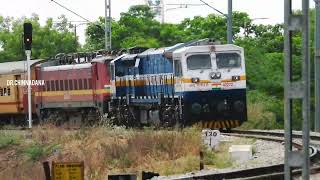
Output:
top-left (109, 39), bottom-right (247, 129)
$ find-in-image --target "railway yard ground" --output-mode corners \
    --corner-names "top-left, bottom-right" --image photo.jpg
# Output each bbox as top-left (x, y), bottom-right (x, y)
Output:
top-left (1, 126), bottom-right (316, 179)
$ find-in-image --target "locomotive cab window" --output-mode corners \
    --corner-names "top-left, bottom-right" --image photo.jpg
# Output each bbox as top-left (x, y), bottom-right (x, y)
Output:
top-left (216, 53), bottom-right (241, 69)
top-left (186, 54), bottom-right (212, 70)
top-left (174, 60), bottom-right (182, 77)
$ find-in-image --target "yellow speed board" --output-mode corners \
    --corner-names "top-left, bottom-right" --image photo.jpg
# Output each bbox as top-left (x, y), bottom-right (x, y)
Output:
top-left (52, 162), bottom-right (84, 180)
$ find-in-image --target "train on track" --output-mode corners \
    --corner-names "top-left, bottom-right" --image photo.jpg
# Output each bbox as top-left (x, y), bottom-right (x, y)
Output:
top-left (0, 39), bottom-right (247, 129)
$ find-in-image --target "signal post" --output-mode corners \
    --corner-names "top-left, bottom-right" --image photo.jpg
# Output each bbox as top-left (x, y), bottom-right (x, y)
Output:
top-left (24, 23), bottom-right (33, 129)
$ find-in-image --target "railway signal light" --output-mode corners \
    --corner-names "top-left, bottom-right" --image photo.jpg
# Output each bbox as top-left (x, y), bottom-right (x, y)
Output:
top-left (23, 23), bottom-right (32, 50)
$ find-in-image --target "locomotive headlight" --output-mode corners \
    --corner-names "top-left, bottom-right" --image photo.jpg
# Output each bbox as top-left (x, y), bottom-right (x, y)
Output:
top-left (210, 72), bottom-right (216, 79)
top-left (192, 77), bottom-right (200, 83)
top-left (210, 72), bottom-right (221, 79)
top-left (216, 72), bottom-right (221, 78)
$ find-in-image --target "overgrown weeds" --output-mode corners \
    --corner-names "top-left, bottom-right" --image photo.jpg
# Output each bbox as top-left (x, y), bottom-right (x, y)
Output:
top-left (0, 132), bottom-right (21, 149)
top-left (240, 90), bottom-right (282, 130)
top-left (23, 143), bottom-right (60, 161)
top-left (2, 126), bottom-right (243, 179)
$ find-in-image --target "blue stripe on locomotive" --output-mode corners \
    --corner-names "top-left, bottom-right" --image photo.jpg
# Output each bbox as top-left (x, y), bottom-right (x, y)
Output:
top-left (115, 50), bottom-right (175, 100)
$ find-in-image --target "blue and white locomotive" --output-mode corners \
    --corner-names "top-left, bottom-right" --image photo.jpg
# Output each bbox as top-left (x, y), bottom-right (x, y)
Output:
top-left (109, 39), bottom-right (247, 129)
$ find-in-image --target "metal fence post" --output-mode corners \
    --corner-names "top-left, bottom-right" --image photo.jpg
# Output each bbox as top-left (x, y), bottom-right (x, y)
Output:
top-left (315, 0), bottom-right (320, 132)
top-left (284, 0), bottom-right (310, 179)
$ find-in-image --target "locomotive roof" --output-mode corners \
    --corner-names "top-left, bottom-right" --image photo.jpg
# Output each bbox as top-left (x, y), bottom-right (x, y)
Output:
top-left (0, 59), bottom-right (43, 75)
top-left (42, 63), bottom-right (92, 72)
top-left (122, 54), bottom-right (138, 61)
top-left (110, 54), bottom-right (126, 64)
top-left (173, 44), bottom-right (243, 54)
top-left (137, 43), bottom-right (184, 58)
top-left (91, 54), bottom-right (117, 63)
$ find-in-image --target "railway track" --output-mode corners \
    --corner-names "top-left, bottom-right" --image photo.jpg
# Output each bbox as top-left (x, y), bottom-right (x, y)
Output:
top-left (161, 130), bottom-right (320, 180)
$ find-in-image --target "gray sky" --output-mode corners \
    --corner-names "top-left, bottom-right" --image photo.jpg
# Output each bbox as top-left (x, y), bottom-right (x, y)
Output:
top-left (0, 0), bottom-right (316, 45)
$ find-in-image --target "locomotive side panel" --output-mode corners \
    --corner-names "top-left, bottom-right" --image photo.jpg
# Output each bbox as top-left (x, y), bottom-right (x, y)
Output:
top-left (35, 64), bottom-right (94, 109)
top-left (35, 64), bottom-right (98, 123)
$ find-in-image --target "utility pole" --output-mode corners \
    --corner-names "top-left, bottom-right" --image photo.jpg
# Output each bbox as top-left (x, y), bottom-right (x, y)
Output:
top-left (24, 23), bottom-right (33, 129)
top-left (105, 0), bottom-right (112, 50)
top-left (161, 0), bottom-right (165, 24)
top-left (314, 0), bottom-right (320, 132)
top-left (146, 0), bottom-right (165, 23)
top-left (227, 0), bottom-right (232, 44)
top-left (74, 25), bottom-right (77, 48)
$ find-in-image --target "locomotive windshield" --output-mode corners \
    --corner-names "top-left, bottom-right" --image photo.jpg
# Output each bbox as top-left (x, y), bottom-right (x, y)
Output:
top-left (216, 53), bottom-right (241, 69)
top-left (186, 54), bottom-right (212, 70)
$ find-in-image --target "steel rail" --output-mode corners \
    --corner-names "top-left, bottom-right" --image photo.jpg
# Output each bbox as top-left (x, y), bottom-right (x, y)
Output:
top-left (230, 129), bottom-right (320, 142)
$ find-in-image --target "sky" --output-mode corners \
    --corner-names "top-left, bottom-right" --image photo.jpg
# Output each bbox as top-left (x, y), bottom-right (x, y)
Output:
top-left (0, 0), bottom-right (316, 45)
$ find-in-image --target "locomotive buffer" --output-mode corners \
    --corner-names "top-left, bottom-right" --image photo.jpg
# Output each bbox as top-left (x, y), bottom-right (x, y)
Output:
top-left (24, 23), bottom-right (32, 128)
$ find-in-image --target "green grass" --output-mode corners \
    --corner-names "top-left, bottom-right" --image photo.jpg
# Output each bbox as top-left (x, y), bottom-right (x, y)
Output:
top-left (0, 133), bottom-right (21, 149)
top-left (202, 138), bottom-right (256, 169)
top-left (202, 143), bottom-right (233, 169)
top-left (24, 143), bottom-right (45, 161)
top-left (24, 143), bottom-right (60, 161)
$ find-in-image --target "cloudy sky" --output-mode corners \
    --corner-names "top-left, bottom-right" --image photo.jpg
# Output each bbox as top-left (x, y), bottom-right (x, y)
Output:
top-left (0, 0), bottom-right (316, 44)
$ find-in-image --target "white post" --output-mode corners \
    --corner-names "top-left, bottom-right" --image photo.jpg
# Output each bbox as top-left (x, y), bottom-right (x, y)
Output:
top-left (26, 50), bottom-right (32, 128)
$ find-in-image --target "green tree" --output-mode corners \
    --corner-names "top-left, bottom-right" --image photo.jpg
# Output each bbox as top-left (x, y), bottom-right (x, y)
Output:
top-left (85, 5), bottom-right (161, 50)
top-left (0, 14), bottom-right (77, 62)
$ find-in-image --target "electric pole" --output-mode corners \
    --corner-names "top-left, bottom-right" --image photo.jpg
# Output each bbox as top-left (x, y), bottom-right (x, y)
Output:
top-left (315, 0), bottom-right (320, 132)
top-left (146, 0), bottom-right (165, 23)
top-left (105, 0), bottom-right (112, 50)
top-left (227, 0), bottom-right (233, 44)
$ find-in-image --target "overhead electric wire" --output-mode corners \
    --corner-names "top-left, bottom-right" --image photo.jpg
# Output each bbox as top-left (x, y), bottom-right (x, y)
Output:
top-left (50, 0), bottom-right (92, 23)
top-left (199, 0), bottom-right (227, 17)
top-left (166, 3), bottom-right (205, 6)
